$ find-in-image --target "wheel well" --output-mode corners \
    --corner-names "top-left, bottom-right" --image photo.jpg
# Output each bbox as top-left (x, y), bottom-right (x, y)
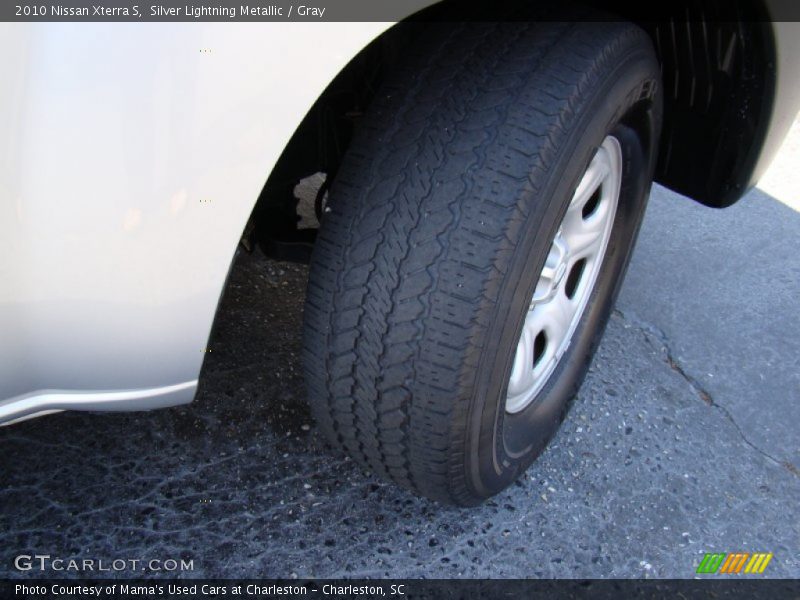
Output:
top-left (644, 7), bottom-right (775, 207)
top-left (251, 0), bottom-right (775, 248)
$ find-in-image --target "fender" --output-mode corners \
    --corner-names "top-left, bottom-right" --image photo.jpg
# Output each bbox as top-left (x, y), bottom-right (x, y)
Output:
top-left (0, 22), bottom-right (399, 422)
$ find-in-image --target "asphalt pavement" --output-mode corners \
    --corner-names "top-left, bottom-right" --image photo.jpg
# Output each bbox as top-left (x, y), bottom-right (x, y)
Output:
top-left (1, 142), bottom-right (798, 579)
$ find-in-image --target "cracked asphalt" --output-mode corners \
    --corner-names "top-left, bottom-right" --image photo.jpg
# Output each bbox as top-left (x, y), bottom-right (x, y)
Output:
top-left (2, 157), bottom-right (799, 579)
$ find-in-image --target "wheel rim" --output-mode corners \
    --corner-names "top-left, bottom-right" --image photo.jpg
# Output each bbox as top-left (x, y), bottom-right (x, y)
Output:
top-left (505, 135), bottom-right (623, 414)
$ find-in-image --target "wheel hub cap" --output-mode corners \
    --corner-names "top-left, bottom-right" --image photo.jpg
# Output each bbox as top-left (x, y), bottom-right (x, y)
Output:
top-left (505, 135), bottom-right (623, 414)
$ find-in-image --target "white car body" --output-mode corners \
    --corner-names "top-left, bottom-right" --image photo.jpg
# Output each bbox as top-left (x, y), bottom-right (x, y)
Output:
top-left (0, 22), bottom-right (394, 423)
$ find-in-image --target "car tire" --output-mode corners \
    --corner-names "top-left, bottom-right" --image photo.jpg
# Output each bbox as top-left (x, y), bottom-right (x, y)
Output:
top-left (303, 19), bottom-right (662, 505)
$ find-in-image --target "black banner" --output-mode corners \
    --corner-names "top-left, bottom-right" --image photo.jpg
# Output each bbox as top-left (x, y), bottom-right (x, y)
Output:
top-left (3, 579), bottom-right (800, 600)
top-left (3, 0), bottom-right (800, 22)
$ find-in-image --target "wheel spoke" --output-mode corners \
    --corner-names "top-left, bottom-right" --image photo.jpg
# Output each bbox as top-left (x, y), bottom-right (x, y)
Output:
top-left (540, 290), bottom-right (576, 350)
top-left (569, 147), bottom-right (610, 214)
top-left (531, 235), bottom-right (568, 304)
top-left (562, 148), bottom-right (614, 259)
top-left (563, 209), bottom-right (607, 259)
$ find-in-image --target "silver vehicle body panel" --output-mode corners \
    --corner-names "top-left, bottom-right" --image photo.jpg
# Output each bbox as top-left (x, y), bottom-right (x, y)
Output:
top-left (0, 22), bottom-right (392, 423)
top-left (751, 21), bottom-right (800, 184)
